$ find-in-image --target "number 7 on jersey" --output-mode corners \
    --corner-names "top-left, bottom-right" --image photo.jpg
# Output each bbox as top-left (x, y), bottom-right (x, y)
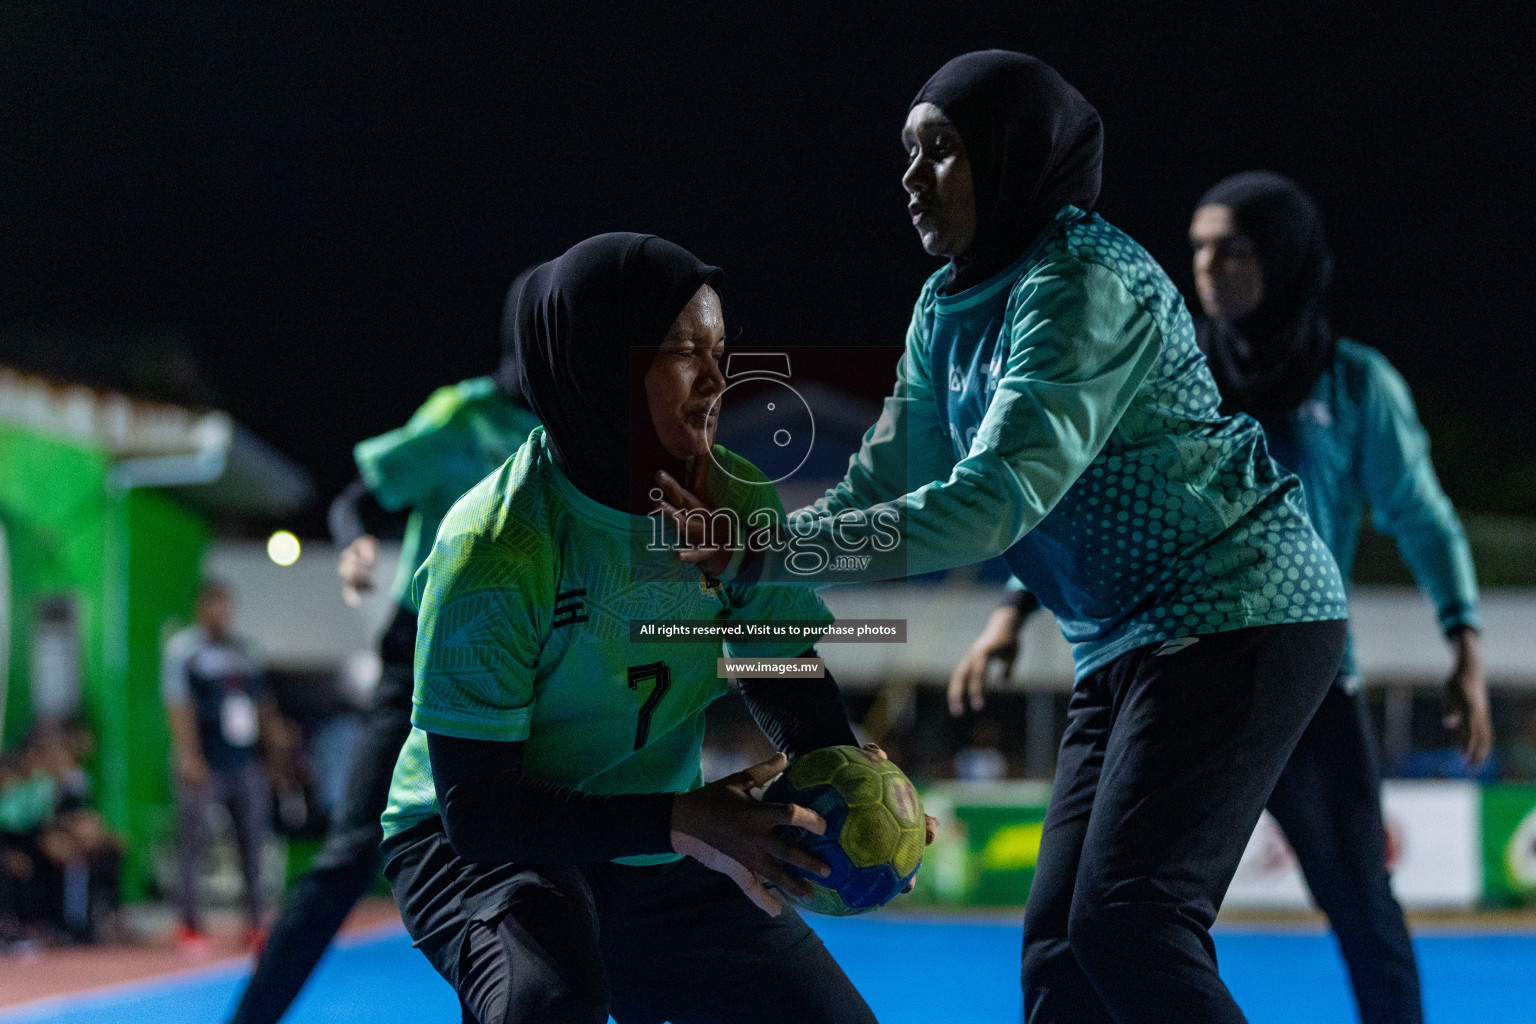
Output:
top-left (626, 661), bottom-right (672, 749)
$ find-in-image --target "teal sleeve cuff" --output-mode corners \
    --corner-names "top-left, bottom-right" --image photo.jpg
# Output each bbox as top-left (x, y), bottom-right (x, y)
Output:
top-left (1003, 587), bottom-right (1041, 617)
top-left (1439, 603), bottom-right (1482, 637)
top-left (411, 703), bottom-right (531, 743)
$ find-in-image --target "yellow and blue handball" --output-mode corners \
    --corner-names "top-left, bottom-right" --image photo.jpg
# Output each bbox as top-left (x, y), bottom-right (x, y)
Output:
top-left (766, 745), bottom-right (925, 916)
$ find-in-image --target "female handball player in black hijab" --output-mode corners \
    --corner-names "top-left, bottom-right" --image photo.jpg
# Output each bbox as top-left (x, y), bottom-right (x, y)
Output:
top-left (1193, 171), bottom-right (1489, 1024)
top-left (382, 233), bottom-right (883, 1024)
top-left (658, 52), bottom-right (1348, 1024)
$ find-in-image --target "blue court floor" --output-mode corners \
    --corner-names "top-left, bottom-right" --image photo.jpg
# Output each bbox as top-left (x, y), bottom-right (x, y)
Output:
top-left (2, 917), bottom-right (1531, 1023)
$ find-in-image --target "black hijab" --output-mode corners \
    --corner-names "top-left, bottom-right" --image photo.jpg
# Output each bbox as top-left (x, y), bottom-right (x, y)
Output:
top-left (492, 266), bottom-right (535, 408)
top-left (1195, 171), bottom-right (1336, 416)
top-left (911, 50), bottom-right (1103, 293)
top-left (504, 232), bottom-right (721, 511)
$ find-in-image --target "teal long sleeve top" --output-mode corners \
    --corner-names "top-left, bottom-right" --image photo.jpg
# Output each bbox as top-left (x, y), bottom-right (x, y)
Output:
top-left (1256, 340), bottom-right (1480, 682)
top-left (740, 206), bottom-right (1346, 679)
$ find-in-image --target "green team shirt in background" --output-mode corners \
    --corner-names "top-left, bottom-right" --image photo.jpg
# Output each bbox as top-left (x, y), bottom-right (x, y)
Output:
top-left (353, 376), bottom-right (542, 605)
top-left (382, 428), bottom-right (834, 864)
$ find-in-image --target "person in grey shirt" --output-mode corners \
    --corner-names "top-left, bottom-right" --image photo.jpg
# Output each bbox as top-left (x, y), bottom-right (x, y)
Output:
top-left (161, 580), bottom-right (289, 955)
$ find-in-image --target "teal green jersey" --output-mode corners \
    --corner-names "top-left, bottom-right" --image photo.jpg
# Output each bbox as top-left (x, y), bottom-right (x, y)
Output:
top-left (353, 376), bottom-right (542, 605)
top-left (0, 771), bottom-right (56, 833)
top-left (1257, 340), bottom-right (1479, 683)
top-left (381, 428), bottom-right (833, 863)
top-left (749, 206), bottom-right (1347, 679)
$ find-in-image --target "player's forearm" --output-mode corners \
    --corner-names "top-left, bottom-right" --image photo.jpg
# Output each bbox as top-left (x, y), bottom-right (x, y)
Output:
top-left (1001, 583), bottom-right (1041, 617)
top-left (799, 374), bottom-right (958, 523)
top-left (737, 659), bottom-right (860, 758)
top-left (328, 478), bottom-right (370, 547)
top-left (1389, 517), bottom-right (1481, 636)
top-left (166, 703), bottom-right (202, 761)
top-left (1360, 366), bottom-right (1481, 634)
top-left (257, 701), bottom-right (290, 760)
top-left (1449, 625), bottom-right (1483, 667)
top-left (739, 457), bottom-right (1037, 586)
top-left (427, 732), bottom-right (675, 864)
top-left (328, 477), bottom-right (400, 547)
top-left (744, 351), bottom-right (1156, 585)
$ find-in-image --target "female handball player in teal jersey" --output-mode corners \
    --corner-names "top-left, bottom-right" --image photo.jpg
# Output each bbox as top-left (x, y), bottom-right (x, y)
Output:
top-left (381, 233), bottom-right (894, 1024)
top-left (953, 172), bottom-right (1492, 1024)
top-left (1191, 172), bottom-right (1489, 1023)
top-left (657, 52), bottom-right (1349, 1023)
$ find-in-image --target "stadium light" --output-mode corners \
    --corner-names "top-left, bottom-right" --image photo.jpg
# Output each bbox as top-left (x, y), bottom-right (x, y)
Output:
top-left (267, 530), bottom-right (301, 566)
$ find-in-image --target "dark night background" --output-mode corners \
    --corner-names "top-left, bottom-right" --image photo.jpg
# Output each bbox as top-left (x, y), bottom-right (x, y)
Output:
top-left (2, 2), bottom-right (1532, 536)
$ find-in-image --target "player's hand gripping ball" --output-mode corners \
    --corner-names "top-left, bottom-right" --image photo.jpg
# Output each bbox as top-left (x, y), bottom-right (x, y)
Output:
top-left (764, 745), bottom-right (925, 915)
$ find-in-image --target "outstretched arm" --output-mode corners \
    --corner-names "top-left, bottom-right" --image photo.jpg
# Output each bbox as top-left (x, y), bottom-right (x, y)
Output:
top-left (662, 260), bottom-right (1163, 584)
top-left (328, 478), bottom-right (403, 607)
top-left (796, 284), bottom-right (963, 521)
top-left (1357, 353), bottom-right (1489, 762)
top-left (1358, 355), bottom-right (1480, 634)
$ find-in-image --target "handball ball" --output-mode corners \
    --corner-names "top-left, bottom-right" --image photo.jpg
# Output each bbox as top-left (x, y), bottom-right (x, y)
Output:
top-left (764, 745), bottom-right (925, 916)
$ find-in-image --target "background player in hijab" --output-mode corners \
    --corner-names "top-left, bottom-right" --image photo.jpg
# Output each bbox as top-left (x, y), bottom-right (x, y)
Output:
top-left (1193, 171), bottom-right (1489, 1024)
top-left (382, 233), bottom-right (883, 1024)
top-left (224, 305), bottom-right (540, 1024)
top-left (658, 51), bottom-right (1347, 1023)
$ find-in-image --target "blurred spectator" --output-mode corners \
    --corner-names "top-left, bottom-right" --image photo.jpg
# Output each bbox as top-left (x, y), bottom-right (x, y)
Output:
top-left (303, 714), bottom-right (360, 823)
top-left (0, 749), bottom-right (50, 948)
top-left (0, 724), bottom-right (125, 949)
top-left (54, 718), bottom-right (96, 810)
top-left (954, 719), bottom-right (1009, 782)
top-left (161, 580), bottom-right (291, 956)
top-left (31, 722), bottom-right (126, 944)
top-left (266, 663), bottom-right (369, 825)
